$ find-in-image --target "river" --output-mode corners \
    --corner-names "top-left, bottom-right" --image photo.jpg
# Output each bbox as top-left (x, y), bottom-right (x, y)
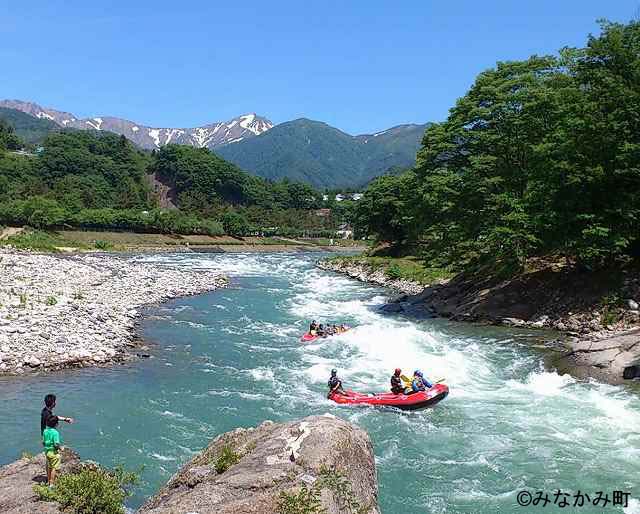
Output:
top-left (1, 252), bottom-right (638, 513)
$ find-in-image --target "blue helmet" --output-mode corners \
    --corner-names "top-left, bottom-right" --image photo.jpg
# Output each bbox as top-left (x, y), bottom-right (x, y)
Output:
top-left (331, 369), bottom-right (337, 376)
top-left (414, 370), bottom-right (423, 377)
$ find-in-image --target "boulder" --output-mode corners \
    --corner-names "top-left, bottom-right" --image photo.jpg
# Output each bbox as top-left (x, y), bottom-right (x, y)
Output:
top-left (139, 414), bottom-right (380, 514)
top-left (558, 328), bottom-right (640, 382)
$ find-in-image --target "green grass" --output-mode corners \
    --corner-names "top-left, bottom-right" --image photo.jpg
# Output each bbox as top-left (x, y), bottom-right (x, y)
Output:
top-left (0, 230), bottom-right (70, 252)
top-left (325, 255), bottom-right (453, 285)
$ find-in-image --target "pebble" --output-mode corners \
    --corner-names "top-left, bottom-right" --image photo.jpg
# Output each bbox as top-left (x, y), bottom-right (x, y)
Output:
top-left (0, 248), bottom-right (227, 375)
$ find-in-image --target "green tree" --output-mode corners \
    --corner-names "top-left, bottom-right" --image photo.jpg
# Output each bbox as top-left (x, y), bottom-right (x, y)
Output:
top-left (222, 211), bottom-right (250, 236)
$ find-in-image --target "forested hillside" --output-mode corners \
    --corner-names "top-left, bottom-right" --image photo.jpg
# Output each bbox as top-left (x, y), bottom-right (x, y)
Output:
top-left (0, 128), bottom-right (343, 237)
top-left (355, 20), bottom-right (640, 270)
top-left (0, 107), bottom-right (60, 145)
top-left (216, 118), bottom-right (427, 188)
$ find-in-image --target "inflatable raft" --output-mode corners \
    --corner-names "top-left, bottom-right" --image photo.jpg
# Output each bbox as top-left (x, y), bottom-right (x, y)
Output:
top-left (328, 383), bottom-right (449, 411)
top-left (300, 327), bottom-right (350, 343)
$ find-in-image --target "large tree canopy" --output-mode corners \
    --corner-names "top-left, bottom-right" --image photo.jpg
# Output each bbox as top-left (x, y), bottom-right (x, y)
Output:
top-left (356, 20), bottom-right (640, 269)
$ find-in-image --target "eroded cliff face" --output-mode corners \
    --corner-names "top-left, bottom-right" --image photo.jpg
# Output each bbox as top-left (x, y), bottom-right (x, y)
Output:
top-left (139, 414), bottom-right (380, 514)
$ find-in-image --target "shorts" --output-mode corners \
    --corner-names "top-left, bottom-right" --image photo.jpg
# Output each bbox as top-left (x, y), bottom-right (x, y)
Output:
top-left (45, 451), bottom-right (60, 470)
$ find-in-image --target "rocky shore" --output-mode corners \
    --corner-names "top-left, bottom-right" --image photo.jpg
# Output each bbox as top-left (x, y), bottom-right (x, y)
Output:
top-left (319, 257), bottom-right (640, 384)
top-left (0, 248), bottom-right (227, 375)
top-left (0, 416), bottom-right (379, 514)
top-left (317, 258), bottom-right (424, 295)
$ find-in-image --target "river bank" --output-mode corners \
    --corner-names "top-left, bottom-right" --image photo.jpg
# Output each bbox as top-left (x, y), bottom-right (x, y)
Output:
top-left (0, 248), bottom-right (227, 375)
top-left (1, 415), bottom-right (380, 514)
top-left (0, 227), bottom-right (367, 254)
top-left (319, 257), bottom-right (640, 384)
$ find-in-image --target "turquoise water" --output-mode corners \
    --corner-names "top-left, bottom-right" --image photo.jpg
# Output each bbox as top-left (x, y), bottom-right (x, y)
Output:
top-left (1, 252), bottom-right (639, 513)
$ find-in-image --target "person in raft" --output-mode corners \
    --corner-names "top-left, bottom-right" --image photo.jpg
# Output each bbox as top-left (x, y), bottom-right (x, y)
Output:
top-left (411, 370), bottom-right (433, 392)
top-left (390, 368), bottom-right (405, 394)
top-left (309, 320), bottom-right (318, 335)
top-left (43, 415), bottom-right (63, 487)
top-left (327, 368), bottom-right (345, 398)
top-left (41, 394), bottom-right (74, 435)
top-left (317, 324), bottom-right (326, 337)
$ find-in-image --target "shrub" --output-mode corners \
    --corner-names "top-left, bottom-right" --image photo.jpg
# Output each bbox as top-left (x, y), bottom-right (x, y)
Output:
top-left (93, 240), bottom-right (113, 250)
top-left (214, 445), bottom-right (241, 474)
top-left (34, 465), bottom-right (138, 514)
top-left (45, 296), bottom-right (57, 306)
top-left (385, 263), bottom-right (402, 280)
top-left (277, 484), bottom-right (323, 514)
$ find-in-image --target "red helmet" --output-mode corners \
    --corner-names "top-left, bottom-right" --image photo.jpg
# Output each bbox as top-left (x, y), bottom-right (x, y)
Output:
top-left (394, 368), bottom-right (401, 375)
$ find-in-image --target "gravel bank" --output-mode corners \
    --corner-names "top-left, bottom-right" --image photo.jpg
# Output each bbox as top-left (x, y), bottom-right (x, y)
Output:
top-left (0, 249), bottom-right (227, 375)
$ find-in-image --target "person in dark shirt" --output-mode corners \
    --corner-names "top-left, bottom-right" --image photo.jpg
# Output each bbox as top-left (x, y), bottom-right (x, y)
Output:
top-left (41, 394), bottom-right (74, 435)
top-left (327, 369), bottom-right (345, 398)
top-left (390, 368), bottom-right (404, 394)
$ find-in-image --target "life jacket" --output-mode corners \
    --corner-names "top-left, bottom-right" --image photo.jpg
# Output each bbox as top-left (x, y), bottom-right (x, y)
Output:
top-left (412, 377), bottom-right (426, 392)
top-left (390, 375), bottom-right (404, 393)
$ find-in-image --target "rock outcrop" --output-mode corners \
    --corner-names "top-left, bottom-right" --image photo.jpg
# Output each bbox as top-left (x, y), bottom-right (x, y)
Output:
top-left (557, 328), bottom-right (640, 383)
top-left (0, 248), bottom-right (227, 375)
top-left (0, 448), bottom-right (80, 514)
top-left (139, 414), bottom-right (380, 514)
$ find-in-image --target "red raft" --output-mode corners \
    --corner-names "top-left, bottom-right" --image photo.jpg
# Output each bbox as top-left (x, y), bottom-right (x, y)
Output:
top-left (300, 332), bottom-right (319, 343)
top-left (300, 327), bottom-right (350, 343)
top-left (328, 383), bottom-right (449, 411)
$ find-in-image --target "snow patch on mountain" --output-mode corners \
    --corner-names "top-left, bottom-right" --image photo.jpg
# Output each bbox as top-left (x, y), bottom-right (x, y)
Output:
top-left (148, 129), bottom-right (161, 147)
top-left (0, 99), bottom-right (274, 150)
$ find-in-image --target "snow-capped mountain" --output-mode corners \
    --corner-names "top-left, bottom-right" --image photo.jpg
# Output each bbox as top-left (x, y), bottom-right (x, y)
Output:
top-left (0, 100), bottom-right (273, 150)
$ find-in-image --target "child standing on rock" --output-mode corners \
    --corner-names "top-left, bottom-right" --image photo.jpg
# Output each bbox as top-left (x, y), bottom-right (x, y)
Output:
top-left (42, 415), bottom-right (63, 487)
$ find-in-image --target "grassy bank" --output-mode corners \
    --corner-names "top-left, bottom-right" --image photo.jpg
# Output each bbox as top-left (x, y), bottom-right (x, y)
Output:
top-left (324, 255), bottom-right (453, 285)
top-left (0, 228), bottom-right (368, 253)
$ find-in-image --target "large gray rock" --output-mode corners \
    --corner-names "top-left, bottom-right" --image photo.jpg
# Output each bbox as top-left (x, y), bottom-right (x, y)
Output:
top-left (558, 328), bottom-right (640, 383)
top-left (139, 415), bottom-right (380, 514)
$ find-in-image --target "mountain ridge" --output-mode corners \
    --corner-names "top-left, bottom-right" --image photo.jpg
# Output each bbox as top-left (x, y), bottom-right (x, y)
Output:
top-left (0, 99), bottom-right (273, 150)
top-left (1, 99), bottom-right (428, 188)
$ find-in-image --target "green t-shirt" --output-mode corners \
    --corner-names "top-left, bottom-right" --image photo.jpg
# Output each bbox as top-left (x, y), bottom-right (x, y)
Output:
top-left (42, 427), bottom-right (61, 453)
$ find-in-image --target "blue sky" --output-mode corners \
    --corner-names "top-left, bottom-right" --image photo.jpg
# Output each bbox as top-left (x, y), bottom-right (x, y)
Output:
top-left (1, 1), bottom-right (637, 134)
